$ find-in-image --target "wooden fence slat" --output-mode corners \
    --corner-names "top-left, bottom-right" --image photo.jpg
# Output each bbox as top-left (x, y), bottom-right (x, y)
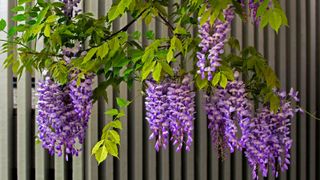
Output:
top-left (195, 91), bottom-right (207, 180)
top-left (17, 72), bottom-right (32, 180)
top-left (84, 1), bottom-right (99, 180)
top-left (0, 1), bottom-right (13, 180)
top-left (297, 0), bottom-right (307, 179)
top-left (288, 0), bottom-right (297, 179)
top-left (307, 0), bottom-right (317, 179)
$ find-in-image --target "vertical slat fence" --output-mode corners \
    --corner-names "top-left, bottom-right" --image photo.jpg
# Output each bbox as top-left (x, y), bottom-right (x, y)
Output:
top-left (0, 0), bottom-right (319, 180)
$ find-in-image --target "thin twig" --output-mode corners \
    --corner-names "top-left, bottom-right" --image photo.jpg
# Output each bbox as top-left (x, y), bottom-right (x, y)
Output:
top-left (158, 13), bottom-right (175, 32)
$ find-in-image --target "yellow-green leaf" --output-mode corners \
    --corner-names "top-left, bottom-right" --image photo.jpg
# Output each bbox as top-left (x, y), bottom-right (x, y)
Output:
top-left (92, 140), bottom-right (105, 155)
top-left (83, 47), bottom-right (98, 64)
top-left (152, 62), bottom-right (162, 82)
top-left (44, 24), bottom-right (51, 37)
top-left (95, 146), bottom-right (108, 164)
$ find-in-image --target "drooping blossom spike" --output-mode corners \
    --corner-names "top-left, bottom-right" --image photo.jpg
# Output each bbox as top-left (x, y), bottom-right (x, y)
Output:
top-left (206, 76), bottom-right (252, 156)
top-left (145, 79), bottom-right (171, 151)
top-left (243, 89), bottom-right (302, 179)
top-left (197, 6), bottom-right (235, 80)
top-left (59, 0), bottom-right (81, 17)
top-left (36, 77), bottom-right (83, 158)
top-left (167, 74), bottom-right (196, 152)
top-left (145, 74), bottom-right (196, 152)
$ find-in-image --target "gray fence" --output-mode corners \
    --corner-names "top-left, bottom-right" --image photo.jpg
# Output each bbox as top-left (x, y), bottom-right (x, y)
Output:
top-left (0, 0), bottom-right (319, 180)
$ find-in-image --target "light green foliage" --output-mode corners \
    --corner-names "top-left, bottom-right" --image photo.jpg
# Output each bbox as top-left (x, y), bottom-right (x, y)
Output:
top-left (92, 97), bottom-right (130, 164)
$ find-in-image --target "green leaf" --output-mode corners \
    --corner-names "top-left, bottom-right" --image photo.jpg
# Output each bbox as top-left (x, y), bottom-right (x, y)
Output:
top-left (116, 97), bottom-right (131, 108)
top-left (212, 72), bottom-right (221, 86)
top-left (200, 9), bottom-right (211, 25)
top-left (12, 14), bottom-right (26, 22)
top-left (92, 140), bottom-right (105, 155)
top-left (152, 62), bottom-right (162, 82)
top-left (83, 47), bottom-right (98, 64)
top-left (105, 141), bottom-right (118, 158)
top-left (108, 130), bottom-right (121, 145)
top-left (97, 42), bottom-right (109, 59)
top-left (46, 15), bottom-right (57, 23)
top-left (270, 94), bottom-right (280, 112)
top-left (269, 9), bottom-right (282, 33)
top-left (0, 19), bottom-right (7, 31)
top-left (219, 74), bottom-right (228, 88)
top-left (146, 30), bottom-right (155, 40)
top-left (141, 60), bottom-right (156, 80)
top-left (159, 61), bottom-right (174, 76)
top-left (11, 6), bottom-right (24, 12)
top-left (95, 146), bottom-right (108, 164)
top-left (18, 0), bottom-right (32, 5)
top-left (44, 24), bottom-right (50, 37)
top-left (110, 120), bottom-right (122, 130)
top-left (196, 75), bottom-right (208, 89)
top-left (108, 0), bottom-right (133, 22)
top-left (37, 6), bottom-right (50, 24)
top-left (105, 109), bottom-right (119, 116)
top-left (131, 31), bottom-right (141, 40)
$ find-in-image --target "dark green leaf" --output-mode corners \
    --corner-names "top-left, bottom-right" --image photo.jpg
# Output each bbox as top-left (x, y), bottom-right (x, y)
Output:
top-left (0, 19), bottom-right (7, 31)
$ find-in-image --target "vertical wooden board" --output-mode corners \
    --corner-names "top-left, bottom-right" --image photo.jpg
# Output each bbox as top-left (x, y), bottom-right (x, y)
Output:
top-left (72, 1), bottom-right (85, 179)
top-left (129, 16), bottom-right (144, 180)
top-left (183, 9), bottom-right (195, 180)
top-left (116, 14), bottom-right (129, 180)
top-left (231, 15), bottom-right (243, 180)
top-left (153, 14), bottom-right (169, 180)
top-left (297, 0), bottom-right (307, 179)
top-left (0, 1), bottom-right (13, 180)
top-left (84, 1), bottom-right (99, 180)
top-left (195, 91), bottom-right (207, 180)
top-left (34, 38), bottom-right (47, 180)
top-left (54, 156), bottom-right (66, 180)
top-left (278, 1), bottom-right (288, 179)
top-left (307, 0), bottom-right (317, 179)
top-left (288, 0), bottom-right (297, 179)
top-left (17, 72), bottom-right (32, 180)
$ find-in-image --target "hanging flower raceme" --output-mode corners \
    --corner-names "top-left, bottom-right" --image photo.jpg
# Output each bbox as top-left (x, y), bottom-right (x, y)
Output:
top-left (167, 74), bottom-right (196, 151)
top-left (197, 6), bottom-right (235, 81)
top-left (145, 74), bottom-right (196, 152)
top-left (206, 74), bottom-right (252, 157)
top-left (59, 0), bottom-right (81, 17)
top-left (36, 77), bottom-right (83, 159)
top-left (145, 79), bottom-right (171, 151)
top-left (244, 88), bottom-right (302, 179)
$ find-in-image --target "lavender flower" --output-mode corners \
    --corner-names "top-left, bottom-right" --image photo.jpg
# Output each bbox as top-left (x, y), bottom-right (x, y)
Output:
top-left (59, 0), bottom-right (81, 17)
top-left (197, 6), bottom-right (235, 80)
top-left (243, 89), bottom-right (301, 179)
top-left (206, 76), bottom-right (252, 156)
top-left (145, 74), bottom-right (196, 152)
top-left (36, 77), bottom-right (83, 159)
top-left (145, 79), bottom-right (171, 151)
top-left (167, 74), bottom-right (195, 151)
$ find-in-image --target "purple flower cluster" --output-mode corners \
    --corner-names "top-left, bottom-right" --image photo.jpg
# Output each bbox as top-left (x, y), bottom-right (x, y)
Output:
top-left (36, 74), bottom-right (93, 159)
top-left (197, 7), bottom-right (235, 80)
top-left (206, 76), bottom-right (252, 156)
top-left (243, 88), bottom-right (301, 179)
top-left (59, 0), bottom-right (81, 17)
top-left (36, 77), bottom-right (89, 159)
top-left (145, 75), bottom-right (195, 152)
